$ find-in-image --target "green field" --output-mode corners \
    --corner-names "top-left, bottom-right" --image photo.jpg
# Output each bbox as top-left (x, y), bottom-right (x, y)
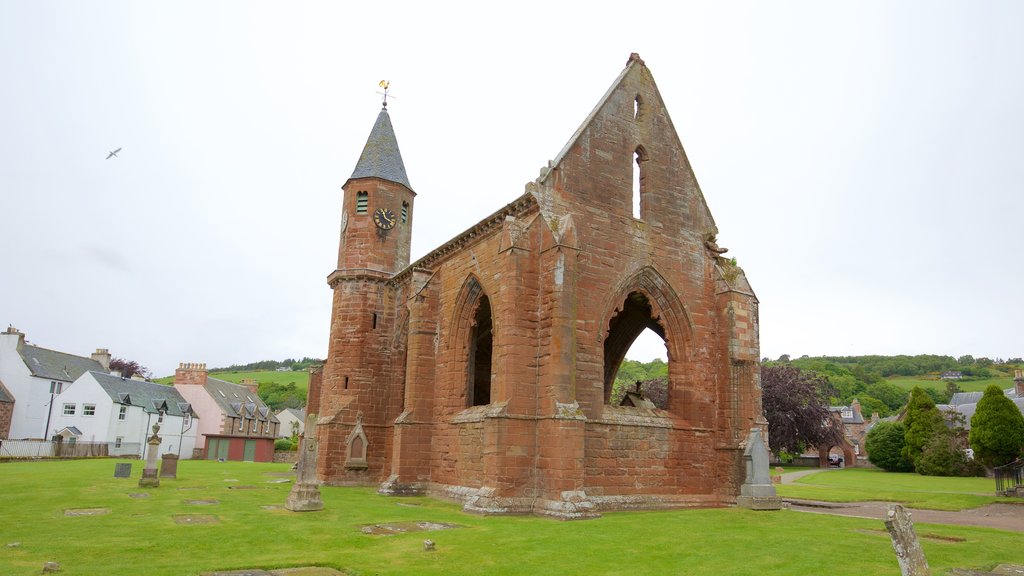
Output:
top-left (155, 369), bottom-right (310, 391)
top-left (777, 468), bottom-right (1024, 510)
top-left (1, 460), bottom-right (1023, 575)
top-left (887, 376), bottom-right (1013, 394)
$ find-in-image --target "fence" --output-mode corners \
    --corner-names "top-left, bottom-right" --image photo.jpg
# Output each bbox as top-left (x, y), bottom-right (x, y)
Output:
top-left (0, 439), bottom-right (142, 459)
top-left (994, 458), bottom-right (1024, 496)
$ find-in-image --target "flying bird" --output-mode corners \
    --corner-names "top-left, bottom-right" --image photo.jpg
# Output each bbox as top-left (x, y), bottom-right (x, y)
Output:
top-left (106, 147), bottom-right (122, 160)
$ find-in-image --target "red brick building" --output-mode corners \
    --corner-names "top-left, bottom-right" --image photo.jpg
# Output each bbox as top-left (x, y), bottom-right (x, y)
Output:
top-left (316, 54), bottom-right (764, 518)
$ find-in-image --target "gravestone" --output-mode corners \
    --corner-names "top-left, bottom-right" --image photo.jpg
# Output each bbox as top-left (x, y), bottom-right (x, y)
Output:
top-left (285, 412), bottom-right (324, 511)
top-left (114, 463), bottom-right (132, 478)
top-left (160, 453), bottom-right (179, 478)
top-left (138, 424), bottom-right (162, 488)
top-left (885, 504), bottom-right (930, 576)
top-left (736, 428), bottom-right (783, 510)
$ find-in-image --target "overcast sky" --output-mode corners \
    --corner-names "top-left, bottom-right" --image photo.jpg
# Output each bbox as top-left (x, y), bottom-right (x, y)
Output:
top-left (2, 1), bottom-right (1021, 377)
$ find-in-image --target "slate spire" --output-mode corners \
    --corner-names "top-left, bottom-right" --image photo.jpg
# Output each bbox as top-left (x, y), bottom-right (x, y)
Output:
top-left (348, 107), bottom-right (413, 191)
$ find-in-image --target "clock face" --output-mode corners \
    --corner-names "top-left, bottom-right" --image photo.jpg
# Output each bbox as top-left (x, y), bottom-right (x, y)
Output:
top-left (373, 207), bottom-right (396, 230)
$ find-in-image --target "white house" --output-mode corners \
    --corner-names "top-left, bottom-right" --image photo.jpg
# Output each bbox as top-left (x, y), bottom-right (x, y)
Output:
top-left (48, 371), bottom-right (198, 459)
top-left (275, 407), bottom-right (305, 438)
top-left (0, 327), bottom-right (110, 439)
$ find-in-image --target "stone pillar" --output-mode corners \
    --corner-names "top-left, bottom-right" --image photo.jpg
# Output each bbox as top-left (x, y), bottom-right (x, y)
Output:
top-left (533, 216), bottom-right (594, 519)
top-left (159, 453), bottom-right (178, 479)
top-left (736, 428), bottom-right (782, 510)
top-left (286, 412), bottom-right (324, 511)
top-left (885, 504), bottom-right (930, 576)
top-left (381, 269), bottom-right (436, 496)
top-left (138, 424), bottom-right (161, 488)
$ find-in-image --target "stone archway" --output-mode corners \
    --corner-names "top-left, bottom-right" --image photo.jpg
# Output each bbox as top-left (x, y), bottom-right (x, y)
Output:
top-left (599, 266), bottom-right (692, 412)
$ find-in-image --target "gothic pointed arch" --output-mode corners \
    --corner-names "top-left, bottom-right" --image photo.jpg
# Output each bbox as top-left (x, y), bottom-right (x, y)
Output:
top-left (449, 274), bottom-right (495, 406)
top-left (599, 266), bottom-right (693, 404)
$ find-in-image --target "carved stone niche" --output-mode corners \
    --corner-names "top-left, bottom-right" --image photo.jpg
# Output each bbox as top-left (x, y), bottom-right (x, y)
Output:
top-left (344, 412), bottom-right (368, 470)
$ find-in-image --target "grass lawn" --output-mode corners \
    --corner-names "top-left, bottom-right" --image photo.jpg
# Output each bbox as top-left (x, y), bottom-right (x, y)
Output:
top-left (154, 370), bottom-right (310, 391)
top-left (2, 460), bottom-right (1023, 575)
top-left (777, 467), bottom-right (1024, 510)
top-left (887, 376), bottom-right (1013, 394)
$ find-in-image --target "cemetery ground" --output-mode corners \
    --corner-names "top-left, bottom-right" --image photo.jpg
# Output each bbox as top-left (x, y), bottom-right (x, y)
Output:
top-left (1, 461), bottom-right (1022, 576)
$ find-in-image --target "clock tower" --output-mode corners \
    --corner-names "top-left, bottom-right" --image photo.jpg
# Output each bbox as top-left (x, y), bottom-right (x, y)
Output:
top-left (318, 102), bottom-right (415, 482)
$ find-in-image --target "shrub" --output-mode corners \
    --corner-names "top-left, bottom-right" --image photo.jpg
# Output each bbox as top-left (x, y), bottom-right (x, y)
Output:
top-left (902, 387), bottom-right (945, 466)
top-left (915, 431), bottom-right (964, 476)
top-left (969, 385), bottom-right (1024, 467)
top-left (866, 421), bottom-right (913, 472)
top-left (274, 438), bottom-right (295, 451)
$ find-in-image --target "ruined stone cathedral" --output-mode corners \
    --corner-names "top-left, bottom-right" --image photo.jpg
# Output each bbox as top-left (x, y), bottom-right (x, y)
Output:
top-left (310, 54), bottom-right (764, 519)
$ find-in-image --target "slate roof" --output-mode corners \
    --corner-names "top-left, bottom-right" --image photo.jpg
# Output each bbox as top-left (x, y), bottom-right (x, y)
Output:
top-left (90, 371), bottom-right (193, 417)
top-left (0, 378), bottom-right (13, 403)
top-left (347, 107), bottom-right (413, 191)
top-left (19, 345), bottom-right (106, 382)
top-left (940, 396), bottom-right (1024, 430)
top-left (279, 407), bottom-right (305, 420)
top-left (949, 391), bottom-right (985, 406)
top-left (56, 426), bottom-right (82, 436)
top-left (829, 405), bottom-right (864, 425)
top-left (204, 377), bottom-right (279, 423)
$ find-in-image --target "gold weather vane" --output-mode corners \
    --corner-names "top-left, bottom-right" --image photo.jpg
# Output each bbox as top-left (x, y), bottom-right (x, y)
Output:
top-left (377, 80), bottom-right (394, 108)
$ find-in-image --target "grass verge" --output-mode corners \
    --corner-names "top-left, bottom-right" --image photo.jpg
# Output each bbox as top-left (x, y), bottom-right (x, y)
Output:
top-left (1, 460), bottom-right (1022, 575)
top-left (777, 467), bottom-right (1024, 510)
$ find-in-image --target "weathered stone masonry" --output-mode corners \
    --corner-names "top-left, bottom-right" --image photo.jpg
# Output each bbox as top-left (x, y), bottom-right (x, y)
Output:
top-left (316, 54), bottom-right (765, 518)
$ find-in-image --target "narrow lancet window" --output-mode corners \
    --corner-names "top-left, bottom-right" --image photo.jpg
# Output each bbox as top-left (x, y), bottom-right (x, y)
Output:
top-left (632, 150), bottom-right (642, 219)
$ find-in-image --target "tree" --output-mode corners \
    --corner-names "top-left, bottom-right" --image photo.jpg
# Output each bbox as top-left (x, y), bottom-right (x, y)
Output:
top-left (901, 387), bottom-right (945, 466)
top-left (864, 381), bottom-right (907, 411)
top-left (761, 365), bottom-right (843, 454)
top-left (109, 357), bottom-right (151, 380)
top-left (865, 421), bottom-right (913, 472)
top-left (969, 385), bottom-right (1024, 467)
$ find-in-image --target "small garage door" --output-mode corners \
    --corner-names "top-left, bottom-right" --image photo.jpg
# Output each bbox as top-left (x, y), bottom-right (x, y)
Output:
top-left (243, 440), bottom-right (256, 462)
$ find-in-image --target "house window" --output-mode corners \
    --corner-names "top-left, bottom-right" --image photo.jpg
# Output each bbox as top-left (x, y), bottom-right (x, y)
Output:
top-left (119, 406), bottom-right (127, 420)
top-left (63, 403), bottom-right (76, 416)
top-left (83, 404), bottom-right (96, 417)
top-left (50, 381), bottom-right (63, 394)
top-left (115, 437), bottom-right (123, 448)
top-left (264, 422), bottom-right (270, 434)
top-left (183, 413), bottom-right (191, 427)
top-left (238, 419), bottom-right (244, 431)
top-left (157, 410), bottom-right (164, 423)
top-left (356, 191), bottom-right (369, 214)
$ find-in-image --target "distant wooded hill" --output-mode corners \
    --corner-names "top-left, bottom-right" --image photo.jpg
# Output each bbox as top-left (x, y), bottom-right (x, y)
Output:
top-left (614, 354), bottom-right (1021, 418)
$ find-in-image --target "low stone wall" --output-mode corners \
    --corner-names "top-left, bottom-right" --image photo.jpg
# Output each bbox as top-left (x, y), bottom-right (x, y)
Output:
top-left (273, 450), bottom-right (298, 464)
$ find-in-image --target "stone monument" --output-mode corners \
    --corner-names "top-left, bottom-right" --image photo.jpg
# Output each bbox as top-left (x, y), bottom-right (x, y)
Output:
top-left (138, 423), bottom-right (162, 488)
top-left (160, 453), bottom-right (179, 479)
top-left (736, 428), bottom-right (782, 510)
top-left (285, 413), bottom-right (324, 511)
top-left (885, 504), bottom-right (930, 576)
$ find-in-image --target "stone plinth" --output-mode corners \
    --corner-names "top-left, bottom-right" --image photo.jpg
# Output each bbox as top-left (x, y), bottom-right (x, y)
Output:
top-left (736, 429), bottom-right (782, 510)
top-left (138, 427), bottom-right (162, 488)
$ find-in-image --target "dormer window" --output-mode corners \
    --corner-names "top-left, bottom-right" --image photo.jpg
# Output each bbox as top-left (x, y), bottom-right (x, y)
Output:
top-left (356, 191), bottom-right (369, 214)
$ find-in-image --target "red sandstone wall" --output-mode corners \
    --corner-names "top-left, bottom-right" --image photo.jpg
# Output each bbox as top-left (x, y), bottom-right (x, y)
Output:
top-left (318, 58), bottom-right (761, 508)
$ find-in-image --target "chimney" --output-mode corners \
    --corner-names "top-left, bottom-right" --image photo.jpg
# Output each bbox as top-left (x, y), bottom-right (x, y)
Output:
top-left (240, 377), bottom-right (259, 396)
top-left (1015, 369), bottom-right (1024, 397)
top-left (3, 326), bottom-right (25, 351)
top-left (851, 398), bottom-right (862, 418)
top-left (174, 362), bottom-right (208, 386)
top-left (91, 348), bottom-right (112, 371)
top-left (871, 412), bottom-right (880, 423)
